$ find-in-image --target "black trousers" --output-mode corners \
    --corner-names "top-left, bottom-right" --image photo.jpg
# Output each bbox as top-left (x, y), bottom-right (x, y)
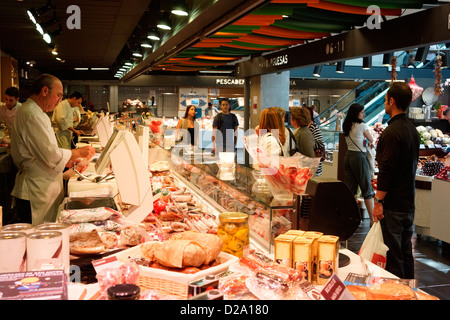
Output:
top-left (13, 197), bottom-right (32, 224)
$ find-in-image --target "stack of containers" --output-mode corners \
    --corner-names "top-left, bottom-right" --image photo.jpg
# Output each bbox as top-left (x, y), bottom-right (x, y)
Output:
top-left (274, 230), bottom-right (339, 285)
top-left (0, 223), bottom-right (70, 274)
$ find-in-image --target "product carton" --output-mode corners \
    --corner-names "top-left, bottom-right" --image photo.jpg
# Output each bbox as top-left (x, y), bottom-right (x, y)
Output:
top-left (293, 237), bottom-right (314, 283)
top-left (274, 234), bottom-right (297, 267)
top-left (317, 235), bottom-right (339, 285)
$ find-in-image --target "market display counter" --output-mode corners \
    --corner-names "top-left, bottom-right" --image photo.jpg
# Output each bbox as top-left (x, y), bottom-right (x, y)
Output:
top-left (66, 248), bottom-right (395, 300)
top-left (414, 175), bottom-right (433, 236)
top-left (2, 128), bottom-right (441, 301)
top-left (430, 178), bottom-right (450, 243)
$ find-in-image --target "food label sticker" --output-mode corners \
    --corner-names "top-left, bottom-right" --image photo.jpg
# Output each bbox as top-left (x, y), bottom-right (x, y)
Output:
top-left (320, 274), bottom-right (355, 300)
top-left (92, 255), bottom-right (122, 273)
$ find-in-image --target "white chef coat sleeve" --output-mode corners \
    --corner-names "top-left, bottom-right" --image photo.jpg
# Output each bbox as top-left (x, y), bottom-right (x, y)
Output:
top-left (23, 114), bottom-right (72, 172)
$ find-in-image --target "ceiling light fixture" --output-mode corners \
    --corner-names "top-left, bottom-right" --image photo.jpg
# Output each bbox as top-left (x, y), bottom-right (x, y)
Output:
top-left (313, 65), bottom-right (323, 77)
top-left (362, 56), bottom-right (372, 70)
top-left (415, 46), bottom-right (429, 63)
top-left (132, 48), bottom-right (143, 58)
top-left (43, 33), bottom-right (52, 44)
top-left (336, 61), bottom-right (345, 73)
top-left (36, 23), bottom-right (44, 35)
top-left (171, 0), bottom-right (189, 16)
top-left (147, 28), bottom-right (160, 41)
top-left (157, 12), bottom-right (172, 30)
top-left (140, 39), bottom-right (152, 48)
top-left (382, 53), bottom-right (393, 66)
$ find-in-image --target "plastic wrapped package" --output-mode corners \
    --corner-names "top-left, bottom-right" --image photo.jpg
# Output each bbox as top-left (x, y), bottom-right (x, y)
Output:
top-left (96, 268), bottom-right (122, 299)
top-left (59, 207), bottom-right (120, 224)
top-left (408, 76), bottom-right (424, 102)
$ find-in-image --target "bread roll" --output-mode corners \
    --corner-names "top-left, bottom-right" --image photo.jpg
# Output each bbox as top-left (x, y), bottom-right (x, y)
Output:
top-left (176, 231), bottom-right (223, 264)
top-left (154, 239), bottom-right (206, 268)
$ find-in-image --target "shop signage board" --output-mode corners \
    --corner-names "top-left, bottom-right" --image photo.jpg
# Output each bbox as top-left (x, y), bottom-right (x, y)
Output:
top-left (236, 3), bottom-right (450, 78)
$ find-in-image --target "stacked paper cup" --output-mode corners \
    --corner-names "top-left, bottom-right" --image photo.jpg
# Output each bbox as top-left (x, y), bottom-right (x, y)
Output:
top-left (34, 223), bottom-right (70, 274)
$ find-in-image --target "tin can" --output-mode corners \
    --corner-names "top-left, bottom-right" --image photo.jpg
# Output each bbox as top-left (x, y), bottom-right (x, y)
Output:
top-left (26, 231), bottom-right (63, 271)
top-left (35, 223), bottom-right (70, 274)
top-left (188, 274), bottom-right (220, 298)
top-left (0, 232), bottom-right (27, 273)
top-left (1, 223), bottom-right (34, 234)
top-left (217, 212), bottom-right (249, 258)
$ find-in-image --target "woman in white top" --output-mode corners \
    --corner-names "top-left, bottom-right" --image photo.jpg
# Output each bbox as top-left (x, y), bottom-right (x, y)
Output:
top-left (258, 107), bottom-right (288, 155)
top-left (343, 103), bottom-right (375, 225)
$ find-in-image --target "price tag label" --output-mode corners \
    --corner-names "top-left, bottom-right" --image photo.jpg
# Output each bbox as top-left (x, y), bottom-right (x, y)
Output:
top-left (320, 274), bottom-right (355, 300)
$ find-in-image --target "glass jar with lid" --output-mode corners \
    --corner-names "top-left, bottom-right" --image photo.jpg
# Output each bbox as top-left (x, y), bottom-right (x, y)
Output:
top-left (107, 284), bottom-right (141, 300)
top-left (217, 212), bottom-right (249, 258)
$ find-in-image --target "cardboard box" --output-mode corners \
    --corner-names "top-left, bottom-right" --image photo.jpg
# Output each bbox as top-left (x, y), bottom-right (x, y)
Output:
top-left (0, 270), bottom-right (68, 300)
top-left (316, 235), bottom-right (339, 285)
top-left (284, 230), bottom-right (305, 237)
top-left (302, 231), bottom-right (323, 282)
top-left (274, 234), bottom-right (297, 267)
top-left (293, 237), bottom-right (314, 283)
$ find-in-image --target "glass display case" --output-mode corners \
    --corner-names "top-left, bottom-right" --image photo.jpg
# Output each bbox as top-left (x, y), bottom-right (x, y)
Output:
top-left (150, 142), bottom-right (295, 254)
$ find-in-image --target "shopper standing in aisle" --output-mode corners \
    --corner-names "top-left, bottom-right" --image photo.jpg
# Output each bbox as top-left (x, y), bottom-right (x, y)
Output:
top-left (175, 105), bottom-right (198, 146)
top-left (0, 86), bottom-right (22, 132)
top-left (272, 106), bottom-right (294, 156)
top-left (212, 98), bottom-right (239, 155)
top-left (257, 107), bottom-right (288, 157)
top-left (52, 91), bottom-right (84, 149)
top-left (342, 103), bottom-right (375, 225)
top-left (10, 74), bottom-right (95, 225)
top-left (374, 82), bottom-right (420, 279)
top-left (289, 107), bottom-right (315, 158)
top-left (305, 106), bottom-right (325, 176)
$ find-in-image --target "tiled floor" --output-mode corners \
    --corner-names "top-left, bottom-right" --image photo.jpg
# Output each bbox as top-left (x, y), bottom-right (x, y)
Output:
top-left (346, 218), bottom-right (450, 300)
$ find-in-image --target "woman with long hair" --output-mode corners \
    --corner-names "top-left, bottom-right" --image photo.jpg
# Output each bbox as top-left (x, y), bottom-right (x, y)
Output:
top-left (175, 105), bottom-right (198, 146)
top-left (343, 103), bottom-right (375, 225)
top-left (258, 107), bottom-right (288, 156)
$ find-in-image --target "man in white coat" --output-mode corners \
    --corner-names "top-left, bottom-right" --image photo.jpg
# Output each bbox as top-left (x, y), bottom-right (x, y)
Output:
top-left (52, 91), bottom-right (84, 149)
top-left (10, 74), bottom-right (95, 225)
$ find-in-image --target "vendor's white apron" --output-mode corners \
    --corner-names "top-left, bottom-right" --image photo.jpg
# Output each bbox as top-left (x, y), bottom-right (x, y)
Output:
top-left (12, 159), bottom-right (64, 225)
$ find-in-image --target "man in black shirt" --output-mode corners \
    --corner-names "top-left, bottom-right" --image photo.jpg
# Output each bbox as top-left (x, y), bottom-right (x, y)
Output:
top-left (212, 98), bottom-right (239, 154)
top-left (374, 82), bottom-right (420, 279)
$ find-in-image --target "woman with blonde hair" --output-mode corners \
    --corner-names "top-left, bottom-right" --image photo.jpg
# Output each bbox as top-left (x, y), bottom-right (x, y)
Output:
top-left (258, 107), bottom-right (288, 156)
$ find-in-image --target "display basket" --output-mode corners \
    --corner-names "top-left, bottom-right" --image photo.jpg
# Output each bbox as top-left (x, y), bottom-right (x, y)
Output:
top-left (114, 243), bottom-right (239, 299)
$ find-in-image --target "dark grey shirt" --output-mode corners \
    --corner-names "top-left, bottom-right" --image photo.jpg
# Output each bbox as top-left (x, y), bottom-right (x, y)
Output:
top-left (213, 112), bottom-right (238, 152)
